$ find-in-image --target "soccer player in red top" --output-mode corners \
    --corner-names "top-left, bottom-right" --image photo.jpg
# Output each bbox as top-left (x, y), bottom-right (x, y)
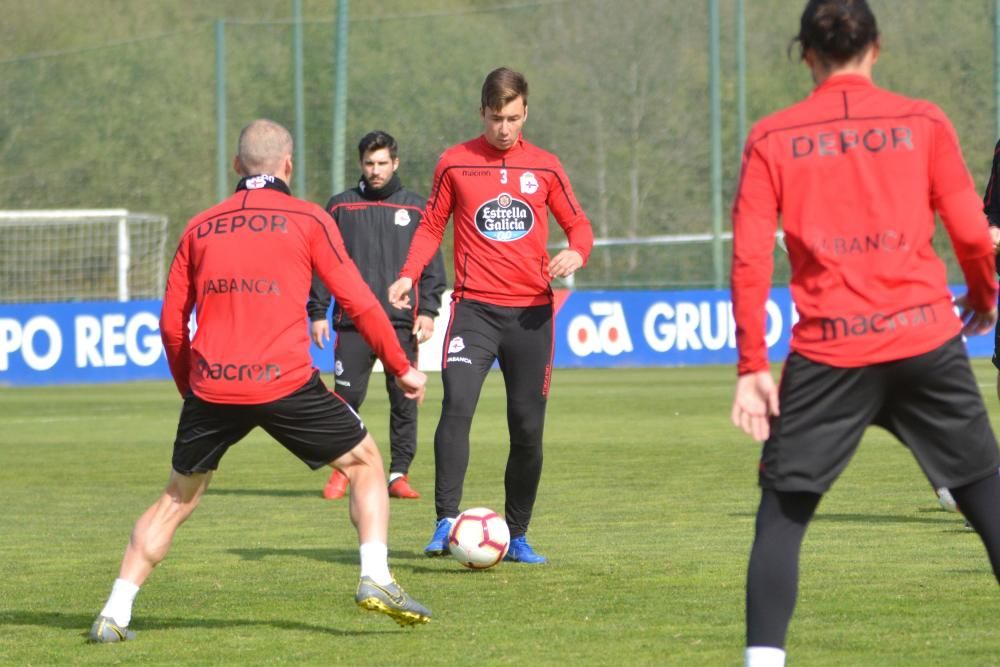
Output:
top-left (388, 67), bottom-right (594, 564)
top-left (89, 120), bottom-right (431, 643)
top-left (730, 2), bottom-right (1000, 665)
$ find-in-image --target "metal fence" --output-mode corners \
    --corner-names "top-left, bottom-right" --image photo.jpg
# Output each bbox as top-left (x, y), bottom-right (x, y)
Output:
top-left (0, 0), bottom-right (997, 291)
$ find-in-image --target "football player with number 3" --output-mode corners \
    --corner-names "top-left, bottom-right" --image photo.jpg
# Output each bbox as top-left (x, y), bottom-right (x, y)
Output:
top-left (388, 67), bottom-right (594, 564)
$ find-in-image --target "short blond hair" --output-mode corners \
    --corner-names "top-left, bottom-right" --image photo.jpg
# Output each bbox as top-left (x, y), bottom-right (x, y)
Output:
top-left (237, 119), bottom-right (293, 175)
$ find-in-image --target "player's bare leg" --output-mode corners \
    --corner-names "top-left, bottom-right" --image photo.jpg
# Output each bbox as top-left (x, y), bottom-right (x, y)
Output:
top-left (334, 434), bottom-right (431, 626)
top-left (120, 469), bottom-right (212, 583)
top-left (90, 469), bottom-right (211, 642)
top-left (333, 434), bottom-right (389, 545)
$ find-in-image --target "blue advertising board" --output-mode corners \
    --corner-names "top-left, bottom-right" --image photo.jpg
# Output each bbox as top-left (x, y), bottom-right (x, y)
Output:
top-left (552, 287), bottom-right (993, 367)
top-left (0, 288), bottom-right (992, 386)
top-left (0, 300), bottom-right (169, 386)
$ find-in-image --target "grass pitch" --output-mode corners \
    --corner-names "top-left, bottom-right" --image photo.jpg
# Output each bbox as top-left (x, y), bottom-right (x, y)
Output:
top-left (1, 364), bottom-right (999, 666)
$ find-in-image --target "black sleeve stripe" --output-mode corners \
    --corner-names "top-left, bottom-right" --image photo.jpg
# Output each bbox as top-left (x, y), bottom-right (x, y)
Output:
top-left (328, 201), bottom-right (424, 215)
top-left (429, 164), bottom-right (579, 215)
top-left (180, 202), bottom-right (347, 265)
top-left (744, 110), bottom-right (951, 154)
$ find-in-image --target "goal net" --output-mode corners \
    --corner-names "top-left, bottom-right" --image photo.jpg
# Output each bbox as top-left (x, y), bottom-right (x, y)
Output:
top-left (0, 210), bottom-right (169, 303)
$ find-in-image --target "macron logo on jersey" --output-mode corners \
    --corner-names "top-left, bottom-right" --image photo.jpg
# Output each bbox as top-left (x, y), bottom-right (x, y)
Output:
top-left (475, 193), bottom-right (534, 242)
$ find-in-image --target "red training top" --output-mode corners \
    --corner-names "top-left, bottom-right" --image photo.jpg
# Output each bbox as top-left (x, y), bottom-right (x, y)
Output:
top-left (161, 176), bottom-right (411, 403)
top-left (732, 74), bottom-right (997, 374)
top-left (400, 135), bottom-right (593, 306)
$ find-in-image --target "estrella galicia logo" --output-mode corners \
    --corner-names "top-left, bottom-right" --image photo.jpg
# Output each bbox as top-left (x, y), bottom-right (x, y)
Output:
top-left (475, 192), bottom-right (533, 242)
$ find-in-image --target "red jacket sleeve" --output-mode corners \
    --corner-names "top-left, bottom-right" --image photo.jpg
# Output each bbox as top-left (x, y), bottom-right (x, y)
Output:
top-left (401, 158), bottom-right (453, 282)
top-left (160, 234), bottom-right (197, 396)
top-left (731, 133), bottom-right (778, 375)
top-left (310, 217), bottom-right (411, 377)
top-left (930, 116), bottom-right (998, 313)
top-left (548, 159), bottom-right (594, 264)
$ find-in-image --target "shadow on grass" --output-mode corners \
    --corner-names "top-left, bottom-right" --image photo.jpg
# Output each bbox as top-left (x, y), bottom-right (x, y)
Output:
top-left (407, 562), bottom-right (510, 575)
top-left (226, 546), bottom-right (429, 565)
top-left (730, 511), bottom-right (957, 525)
top-left (0, 610), bottom-right (394, 638)
top-left (205, 488), bottom-right (318, 498)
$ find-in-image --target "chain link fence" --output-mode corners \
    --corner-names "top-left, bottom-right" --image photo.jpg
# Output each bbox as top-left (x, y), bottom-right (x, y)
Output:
top-left (0, 0), bottom-right (995, 293)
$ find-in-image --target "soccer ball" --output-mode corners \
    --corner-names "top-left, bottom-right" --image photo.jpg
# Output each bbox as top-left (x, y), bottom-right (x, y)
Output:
top-left (448, 507), bottom-right (510, 569)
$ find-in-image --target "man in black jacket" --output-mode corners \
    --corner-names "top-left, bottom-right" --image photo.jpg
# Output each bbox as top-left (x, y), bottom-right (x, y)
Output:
top-left (982, 137), bottom-right (1000, 404)
top-left (309, 130), bottom-right (447, 500)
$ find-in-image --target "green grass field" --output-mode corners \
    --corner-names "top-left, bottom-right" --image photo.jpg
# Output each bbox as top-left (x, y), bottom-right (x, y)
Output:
top-left (2, 364), bottom-right (999, 666)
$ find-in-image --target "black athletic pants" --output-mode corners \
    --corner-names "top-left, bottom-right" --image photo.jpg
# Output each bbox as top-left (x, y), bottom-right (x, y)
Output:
top-left (747, 339), bottom-right (1000, 648)
top-left (434, 299), bottom-right (553, 538)
top-left (746, 476), bottom-right (1000, 649)
top-left (333, 327), bottom-right (419, 475)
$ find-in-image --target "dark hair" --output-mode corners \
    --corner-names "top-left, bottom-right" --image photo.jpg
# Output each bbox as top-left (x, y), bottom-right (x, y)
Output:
top-left (791, 0), bottom-right (879, 65)
top-left (481, 67), bottom-right (528, 112)
top-left (357, 130), bottom-right (398, 160)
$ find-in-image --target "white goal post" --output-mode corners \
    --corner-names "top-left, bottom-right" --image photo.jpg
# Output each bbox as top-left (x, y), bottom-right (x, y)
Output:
top-left (0, 209), bottom-right (169, 303)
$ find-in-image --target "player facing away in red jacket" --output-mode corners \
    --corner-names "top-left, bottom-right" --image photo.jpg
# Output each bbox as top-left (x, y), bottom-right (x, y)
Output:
top-left (730, 3), bottom-right (1000, 666)
top-left (389, 67), bottom-right (594, 564)
top-left (89, 120), bottom-right (431, 644)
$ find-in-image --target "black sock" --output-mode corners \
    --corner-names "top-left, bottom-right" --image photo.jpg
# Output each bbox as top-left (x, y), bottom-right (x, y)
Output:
top-left (746, 489), bottom-right (821, 647)
top-left (950, 473), bottom-right (1000, 583)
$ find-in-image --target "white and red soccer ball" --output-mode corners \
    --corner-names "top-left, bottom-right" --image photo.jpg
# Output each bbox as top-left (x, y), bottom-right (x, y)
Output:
top-left (448, 507), bottom-right (510, 569)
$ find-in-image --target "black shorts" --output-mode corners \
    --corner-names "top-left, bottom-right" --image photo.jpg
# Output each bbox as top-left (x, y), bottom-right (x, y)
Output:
top-left (993, 320), bottom-right (1000, 370)
top-left (761, 336), bottom-right (1000, 493)
top-left (172, 372), bottom-right (367, 474)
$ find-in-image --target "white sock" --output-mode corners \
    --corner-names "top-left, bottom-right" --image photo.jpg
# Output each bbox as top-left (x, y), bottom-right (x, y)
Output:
top-left (99, 578), bottom-right (140, 627)
top-left (388, 472), bottom-right (404, 483)
top-left (359, 542), bottom-right (392, 585)
top-left (745, 646), bottom-right (786, 667)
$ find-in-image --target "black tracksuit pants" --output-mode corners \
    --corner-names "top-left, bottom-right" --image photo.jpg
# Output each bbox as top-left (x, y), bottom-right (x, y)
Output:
top-left (434, 298), bottom-right (553, 538)
top-left (333, 327), bottom-right (419, 475)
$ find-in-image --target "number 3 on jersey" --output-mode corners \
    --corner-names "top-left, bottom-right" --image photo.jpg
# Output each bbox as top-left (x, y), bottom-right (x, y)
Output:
top-left (500, 168), bottom-right (508, 184)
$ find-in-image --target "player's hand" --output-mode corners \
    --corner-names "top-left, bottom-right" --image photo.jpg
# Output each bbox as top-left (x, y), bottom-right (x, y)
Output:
top-left (388, 277), bottom-right (414, 310)
top-left (955, 294), bottom-right (998, 336)
top-left (395, 366), bottom-right (427, 406)
top-left (990, 226), bottom-right (1000, 254)
top-left (731, 370), bottom-right (780, 442)
top-left (413, 314), bottom-right (435, 344)
top-left (548, 249), bottom-right (583, 279)
top-left (311, 320), bottom-right (330, 349)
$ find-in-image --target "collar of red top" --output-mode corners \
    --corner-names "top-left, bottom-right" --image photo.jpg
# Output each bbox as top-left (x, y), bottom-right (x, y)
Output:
top-left (813, 73), bottom-right (874, 93)
top-left (235, 174), bottom-right (292, 194)
top-left (475, 134), bottom-right (524, 158)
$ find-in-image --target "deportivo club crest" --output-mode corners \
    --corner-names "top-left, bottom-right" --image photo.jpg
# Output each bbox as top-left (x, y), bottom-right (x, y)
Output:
top-left (394, 209), bottom-right (411, 226)
top-left (519, 171), bottom-right (539, 194)
top-left (474, 192), bottom-right (533, 242)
